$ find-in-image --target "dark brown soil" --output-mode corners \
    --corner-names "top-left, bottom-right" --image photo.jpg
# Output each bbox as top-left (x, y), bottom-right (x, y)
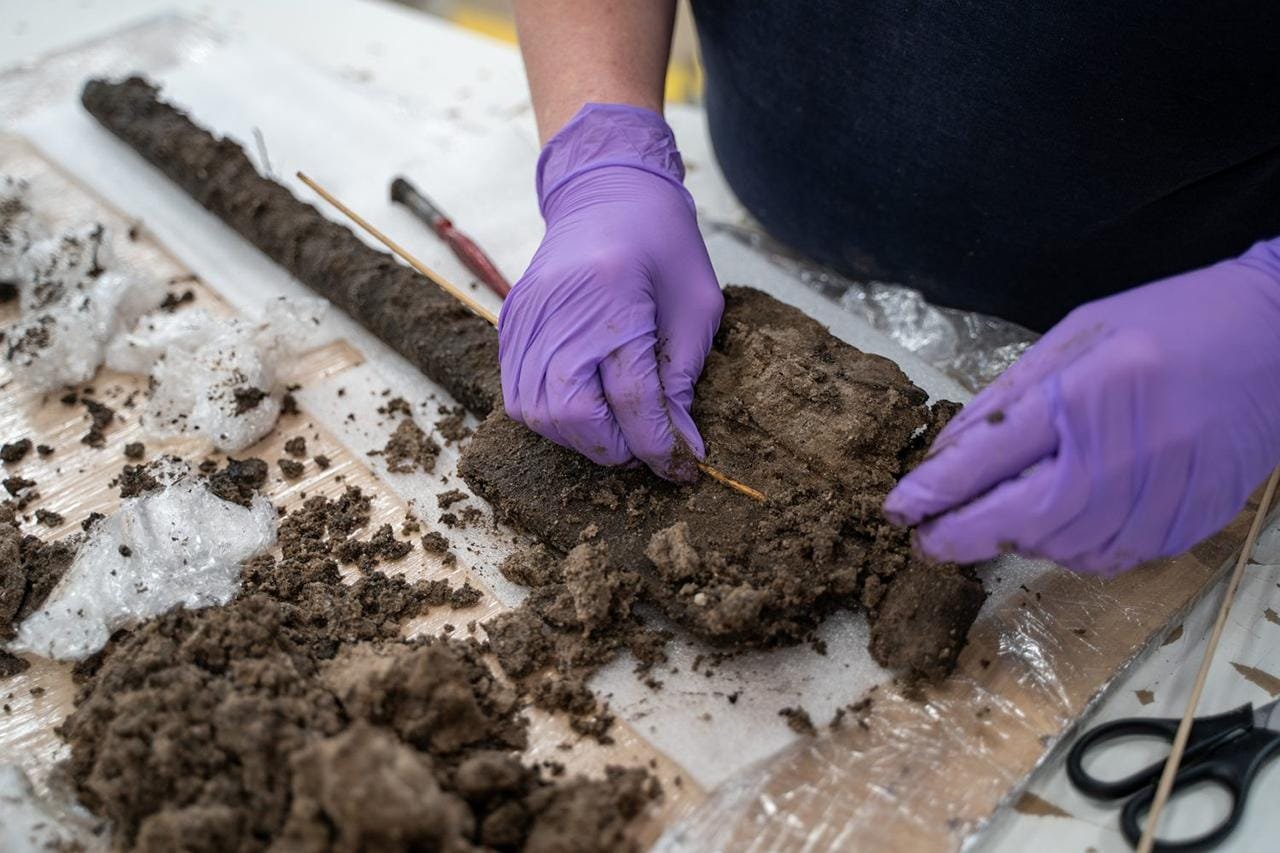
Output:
top-left (1, 437), bottom-right (32, 463)
top-left (381, 417), bottom-right (440, 474)
top-left (82, 76), bottom-right (502, 418)
top-left (80, 398), bottom-right (114, 447)
top-left (485, 542), bottom-right (669, 741)
top-left (59, 488), bottom-right (658, 852)
top-left (0, 505), bottom-right (75, 640)
top-left (464, 288), bottom-right (983, 678)
top-left (284, 436), bottom-right (307, 457)
top-left (0, 648), bottom-right (28, 677)
top-left (123, 441), bottom-right (145, 459)
top-left (278, 457), bottom-right (305, 479)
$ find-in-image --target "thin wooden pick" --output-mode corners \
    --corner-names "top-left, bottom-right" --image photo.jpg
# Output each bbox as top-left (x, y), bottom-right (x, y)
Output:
top-left (1136, 463), bottom-right (1280, 853)
top-left (296, 172), bottom-right (766, 503)
top-left (296, 172), bottom-right (498, 326)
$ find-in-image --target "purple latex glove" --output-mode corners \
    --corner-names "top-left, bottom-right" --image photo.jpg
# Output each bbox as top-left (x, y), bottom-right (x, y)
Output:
top-left (885, 238), bottom-right (1280, 575)
top-left (499, 103), bottom-right (723, 480)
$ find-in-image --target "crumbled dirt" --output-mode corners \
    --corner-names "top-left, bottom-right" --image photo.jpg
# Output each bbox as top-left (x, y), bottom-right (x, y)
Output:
top-left (207, 457), bottom-right (269, 507)
top-left (0, 648), bottom-right (28, 677)
top-left (80, 398), bottom-right (114, 447)
top-left (0, 505), bottom-right (76, 640)
top-left (421, 531), bottom-right (449, 555)
top-left (377, 396), bottom-right (412, 418)
top-left (123, 441), bottom-right (145, 459)
top-left (313, 453), bottom-right (331, 470)
top-left (449, 582), bottom-right (483, 610)
top-left (115, 463), bottom-right (161, 499)
top-left (34, 507), bottom-right (63, 528)
top-left (0, 437), bottom-right (32, 463)
top-left (158, 288), bottom-right (195, 312)
top-left (281, 392), bottom-right (300, 417)
top-left (778, 707), bottom-right (816, 736)
top-left (485, 542), bottom-right (670, 741)
top-left (381, 417), bottom-right (440, 474)
top-left (83, 76), bottom-right (502, 419)
top-left (462, 288), bottom-right (983, 679)
top-left (232, 385), bottom-right (268, 415)
top-left (278, 458), bottom-right (305, 479)
top-left (334, 523), bottom-right (414, 572)
top-left (284, 436), bottom-right (307, 457)
top-left (59, 488), bottom-right (658, 851)
top-left (36, 444), bottom-right (54, 457)
top-left (3, 474), bottom-right (35, 496)
top-left (436, 404), bottom-right (472, 445)
top-left (437, 488), bottom-right (467, 509)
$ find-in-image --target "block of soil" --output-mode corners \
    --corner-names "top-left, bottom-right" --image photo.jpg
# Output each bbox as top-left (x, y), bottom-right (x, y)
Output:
top-left (461, 288), bottom-right (984, 677)
top-left (81, 76), bottom-right (501, 418)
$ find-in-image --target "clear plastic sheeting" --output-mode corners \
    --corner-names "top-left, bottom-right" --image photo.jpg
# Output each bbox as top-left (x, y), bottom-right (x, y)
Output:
top-left (655, 517), bottom-right (1271, 852)
top-left (10, 459), bottom-right (277, 661)
top-left (708, 224), bottom-right (1038, 393)
top-left (106, 296), bottom-right (328, 451)
top-left (0, 765), bottom-right (99, 853)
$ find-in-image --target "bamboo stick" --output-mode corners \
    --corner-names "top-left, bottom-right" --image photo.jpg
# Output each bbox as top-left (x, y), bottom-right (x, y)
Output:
top-left (1136, 464), bottom-right (1280, 852)
top-left (297, 172), bottom-right (766, 503)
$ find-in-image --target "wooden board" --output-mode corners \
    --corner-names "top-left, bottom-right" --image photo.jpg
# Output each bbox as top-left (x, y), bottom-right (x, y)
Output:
top-left (0, 137), bottom-right (704, 847)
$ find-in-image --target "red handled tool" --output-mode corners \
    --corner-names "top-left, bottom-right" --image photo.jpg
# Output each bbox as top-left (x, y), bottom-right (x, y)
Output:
top-left (390, 176), bottom-right (512, 298)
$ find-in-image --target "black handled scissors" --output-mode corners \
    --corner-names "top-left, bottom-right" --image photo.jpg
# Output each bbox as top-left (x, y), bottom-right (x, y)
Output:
top-left (1066, 698), bottom-right (1280, 850)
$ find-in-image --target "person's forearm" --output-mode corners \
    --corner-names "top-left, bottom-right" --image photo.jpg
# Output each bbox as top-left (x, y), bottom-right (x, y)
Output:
top-left (515, 0), bottom-right (676, 143)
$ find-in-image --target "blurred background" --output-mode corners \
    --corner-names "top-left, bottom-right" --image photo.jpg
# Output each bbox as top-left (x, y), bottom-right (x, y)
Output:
top-left (395, 0), bottom-right (704, 104)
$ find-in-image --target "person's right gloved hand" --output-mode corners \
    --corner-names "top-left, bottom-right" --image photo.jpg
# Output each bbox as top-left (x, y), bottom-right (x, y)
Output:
top-left (499, 103), bottom-right (724, 481)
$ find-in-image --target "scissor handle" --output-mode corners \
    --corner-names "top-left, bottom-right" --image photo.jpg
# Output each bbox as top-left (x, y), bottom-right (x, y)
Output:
top-left (1119, 727), bottom-right (1280, 851)
top-left (1067, 704), bottom-right (1254, 799)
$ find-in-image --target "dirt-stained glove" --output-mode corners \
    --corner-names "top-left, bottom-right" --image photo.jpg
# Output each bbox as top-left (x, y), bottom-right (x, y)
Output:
top-left (499, 103), bottom-right (723, 481)
top-left (885, 238), bottom-right (1280, 574)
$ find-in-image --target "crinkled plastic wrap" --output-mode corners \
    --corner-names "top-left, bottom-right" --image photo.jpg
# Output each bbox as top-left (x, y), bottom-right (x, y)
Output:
top-left (710, 224), bottom-right (1038, 393)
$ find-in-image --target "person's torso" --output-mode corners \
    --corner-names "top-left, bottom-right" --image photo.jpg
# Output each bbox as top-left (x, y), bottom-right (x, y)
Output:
top-left (690, 0), bottom-right (1280, 330)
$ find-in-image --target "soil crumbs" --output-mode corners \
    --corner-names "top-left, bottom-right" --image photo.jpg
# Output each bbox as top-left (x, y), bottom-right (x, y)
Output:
top-left (59, 475), bottom-right (660, 851)
top-left (381, 416), bottom-right (440, 474)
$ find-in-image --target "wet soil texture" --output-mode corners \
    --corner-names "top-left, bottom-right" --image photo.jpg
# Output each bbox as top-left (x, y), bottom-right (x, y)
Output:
top-left (462, 288), bottom-right (984, 678)
top-left (81, 76), bottom-right (501, 418)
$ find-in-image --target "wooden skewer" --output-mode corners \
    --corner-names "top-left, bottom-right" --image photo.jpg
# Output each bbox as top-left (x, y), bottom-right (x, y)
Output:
top-left (297, 172), bottom-right (498, 326)
top-left (1136, 464), bottom-right (1280, 853)
top-left (296, 172), bottom-right (766, 503)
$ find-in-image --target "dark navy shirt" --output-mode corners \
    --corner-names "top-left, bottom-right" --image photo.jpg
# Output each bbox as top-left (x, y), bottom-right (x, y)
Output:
top-left (690, 1), bottom-right (1280, 330)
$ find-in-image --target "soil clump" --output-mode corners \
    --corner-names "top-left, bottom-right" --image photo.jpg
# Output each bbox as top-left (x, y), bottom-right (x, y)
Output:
top-left (82, 76), bottom-right (502, 418)
top-left (381, 416), bottom-right (440, 474)
top-left (59, 485), bottom-right (659, 851)
top-left (0, 505), bottom-right (75, 640)
top-left (464, 288), bottom-right (983, 678)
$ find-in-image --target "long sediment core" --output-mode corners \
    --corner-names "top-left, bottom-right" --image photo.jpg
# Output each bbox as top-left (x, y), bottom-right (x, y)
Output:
top-left (82, 76), bottom-right (502, 418)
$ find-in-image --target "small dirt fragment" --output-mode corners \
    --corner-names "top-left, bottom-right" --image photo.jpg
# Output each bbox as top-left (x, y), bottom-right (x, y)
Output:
top-left (278, 458), bottom-right (305, 479)
top-left (382, 417), bottom-right (439, 474)
top-left (0, 438), bottom-right (32, 463)
top-left (778, 706), bottom-right (816, 736)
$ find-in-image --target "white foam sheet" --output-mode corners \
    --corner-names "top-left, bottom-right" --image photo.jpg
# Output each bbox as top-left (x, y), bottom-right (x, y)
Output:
top-left (18, 39), bottom-right (1046, 789)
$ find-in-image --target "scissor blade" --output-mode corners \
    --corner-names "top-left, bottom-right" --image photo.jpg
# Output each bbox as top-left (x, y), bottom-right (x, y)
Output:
top-left (1255, 697), bottom-right (1280, 731)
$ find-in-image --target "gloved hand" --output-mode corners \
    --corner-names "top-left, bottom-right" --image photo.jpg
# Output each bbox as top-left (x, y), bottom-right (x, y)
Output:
top-left (885, 238), bottom-right (1280, 574)
top-left (499, 103), bottom-right (723, 480)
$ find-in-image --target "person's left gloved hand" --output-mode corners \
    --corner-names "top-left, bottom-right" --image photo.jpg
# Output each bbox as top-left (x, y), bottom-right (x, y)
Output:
top-left (884, 238), bottom-right (1280, 575)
